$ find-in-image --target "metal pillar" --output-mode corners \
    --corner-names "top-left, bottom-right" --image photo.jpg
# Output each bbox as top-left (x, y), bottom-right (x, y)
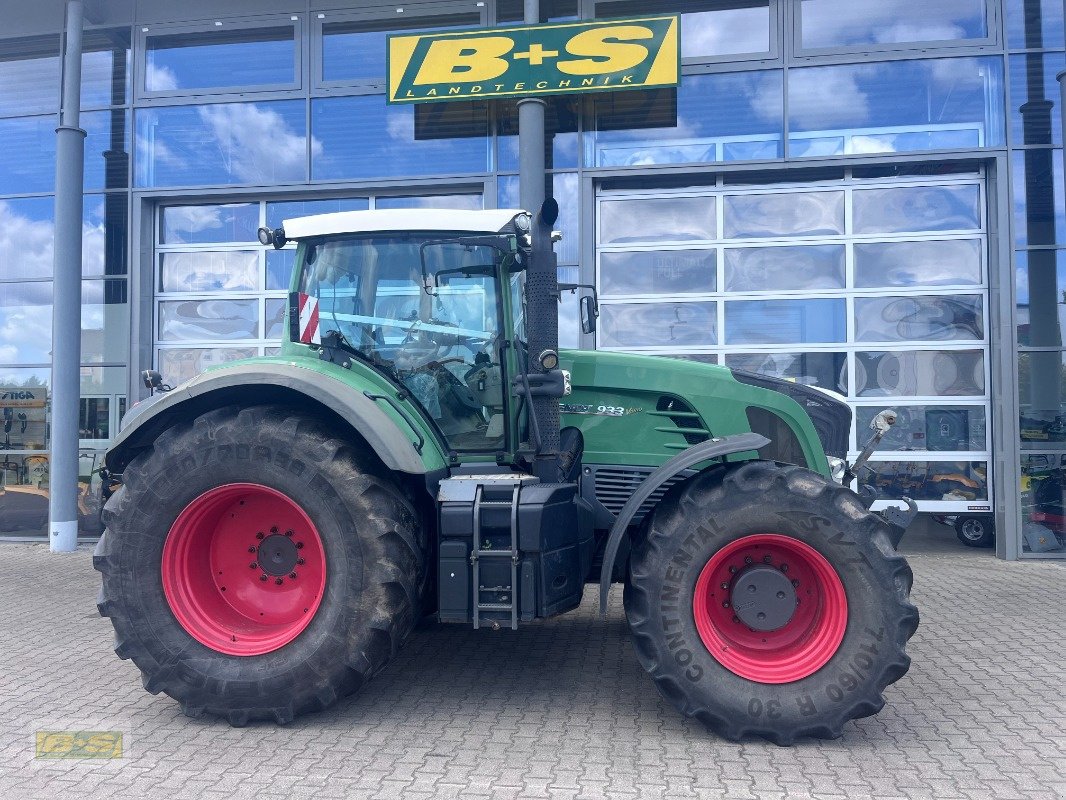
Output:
top-left (517, 0), bottom-right (546, 214)
top-left (49, 0), bottom-right (86, 552)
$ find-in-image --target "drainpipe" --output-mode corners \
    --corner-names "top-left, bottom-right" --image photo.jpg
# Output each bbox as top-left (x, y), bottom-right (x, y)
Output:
top-left (49, 0), bottom-right (86, 552)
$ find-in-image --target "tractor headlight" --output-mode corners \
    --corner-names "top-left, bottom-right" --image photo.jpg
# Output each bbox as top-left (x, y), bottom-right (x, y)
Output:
top-left (827, 456), bottom-right (847, 484)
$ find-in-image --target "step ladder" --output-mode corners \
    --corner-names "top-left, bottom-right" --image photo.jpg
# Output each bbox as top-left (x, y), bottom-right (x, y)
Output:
top-left (470, 482), bottom-right (520, 630)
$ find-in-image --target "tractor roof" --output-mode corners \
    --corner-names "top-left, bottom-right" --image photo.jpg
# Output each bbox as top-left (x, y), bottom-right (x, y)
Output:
top-left (282, 208), bottom-right (525, 240)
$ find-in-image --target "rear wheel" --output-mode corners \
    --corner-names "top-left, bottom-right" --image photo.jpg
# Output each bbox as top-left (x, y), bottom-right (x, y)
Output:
top-left (95, 405), bottom-right (423, 726)
top-left (954, 515), bottom-right (995, 548)
top-left (624, 461), bottom-right (918, 745)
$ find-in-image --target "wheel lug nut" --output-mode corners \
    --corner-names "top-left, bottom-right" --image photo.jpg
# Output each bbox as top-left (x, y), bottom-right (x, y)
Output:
top-left (271, 526), bottom-right (279, 534)
top-left (732, 615), bottom-right (740, 623)
top-left (792, 579), bottom-right (800, 587)
top-left (720, 582), bottom-right (729, 590)
top-left (260, 574), bottom-right (268, 582)
top-left (762, 555), bottom-right (772, 564)
top-left (780, 564), bottom-right (788, 573)
top-left (285, 530), bottom-right (294, 537)
top-left (296, 542), bottom-right (304, 550)
top-left (249, 563), bottom-right (257, 569)
top-left (744, 556), bottom-right (753, 564)
top-left (289, 572), bottom-right (298, 580)
top-left (757, 612), bottom-right (766, 620)
top-left (247, 546), bottom-right (256, 553)
top-left (275, 578), bottom-right (284, 585)
top-left (777, 591), bottom-right (786, 599)
top-left (255, 532), bottom-right (264, 540)
top-left (722, 601), bottom-right (730, 608)
top-left (297, 558), bottom-right (305, 565)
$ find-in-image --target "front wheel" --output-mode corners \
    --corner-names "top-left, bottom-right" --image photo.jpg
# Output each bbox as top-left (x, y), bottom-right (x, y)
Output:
top-left (624, 461), bottom-right (918, 745)
top-left (954, 515), bottom-right (995, 548)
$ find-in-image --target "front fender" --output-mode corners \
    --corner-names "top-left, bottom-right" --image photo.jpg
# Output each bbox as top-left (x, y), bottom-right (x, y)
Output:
top-left (107, 362), bottom-right (433, 476)
top-left (597, 432), bottom-right (769, 615)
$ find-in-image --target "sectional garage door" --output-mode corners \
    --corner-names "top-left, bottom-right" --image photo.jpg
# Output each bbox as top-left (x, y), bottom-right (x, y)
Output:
top-left (595, 170), bottom-right (992, 512)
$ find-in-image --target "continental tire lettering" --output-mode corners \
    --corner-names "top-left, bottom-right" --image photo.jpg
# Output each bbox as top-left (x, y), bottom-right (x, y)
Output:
top-left (747, 698), bottom-right (782, 718)
top-left (674, 648), bottom-right (692, 666)
top-left (671, 548), bottom-right (693, 569)
top-left (797, 694), bottom-right (817, 716)
top-left (664, 629), bottom-right (684, 650)
top-left (557, 26), bottom-right (653, 75)
top-left (661, 583), bottom-right (680, 606)
top-left (664, 566), bottom-right (684, 584)
top-left (685, 664), bottom-right (703, 682)
top-left (413, 37), bottom-right (513, 85)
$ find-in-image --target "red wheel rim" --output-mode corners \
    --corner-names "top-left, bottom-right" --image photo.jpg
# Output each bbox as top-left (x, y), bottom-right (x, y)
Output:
top-left (161, 483), bottom-right (327, 656)
top-left (692, 534), bottom-right (847, 683)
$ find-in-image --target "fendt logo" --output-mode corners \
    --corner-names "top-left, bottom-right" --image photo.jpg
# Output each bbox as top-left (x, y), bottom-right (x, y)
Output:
top-left (387, 16), bottom-right (679, 104)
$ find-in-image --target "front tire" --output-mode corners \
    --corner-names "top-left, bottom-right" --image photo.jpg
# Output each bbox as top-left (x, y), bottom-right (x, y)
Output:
top-left (954, 515), bottom-right (995, 548)
top-left (624, 461), bottom-right (918, 745)
top-left (94, 405), bottom-right (423, 726)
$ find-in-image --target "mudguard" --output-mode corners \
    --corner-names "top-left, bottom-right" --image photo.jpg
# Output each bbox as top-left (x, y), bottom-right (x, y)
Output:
top-left (597, 432), bottom-right (769, 615)
top-left (106, 363), bottom-right (429, 476)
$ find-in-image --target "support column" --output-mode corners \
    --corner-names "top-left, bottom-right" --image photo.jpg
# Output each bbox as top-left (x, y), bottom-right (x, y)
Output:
top-left (49, 0), bottom-right (86, 552)
top-left (517, 0), bottom-right (546, 214)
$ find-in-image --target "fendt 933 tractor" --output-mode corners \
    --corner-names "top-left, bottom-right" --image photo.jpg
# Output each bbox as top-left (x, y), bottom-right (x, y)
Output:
top-left (95, 202), bottom-right (918, 745)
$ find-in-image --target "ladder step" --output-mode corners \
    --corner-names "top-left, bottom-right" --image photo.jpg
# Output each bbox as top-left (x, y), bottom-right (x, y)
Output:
top-left (478, 501), bottom-right (514, 507)
top-left (474, 550), bottom-right (518, 557)
top-left (477, 603), bottom-right (514, 611)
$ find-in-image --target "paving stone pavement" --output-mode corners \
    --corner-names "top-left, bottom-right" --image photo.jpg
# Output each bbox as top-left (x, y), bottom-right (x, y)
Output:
top-left (0, 534), bottom-right (1064, 800)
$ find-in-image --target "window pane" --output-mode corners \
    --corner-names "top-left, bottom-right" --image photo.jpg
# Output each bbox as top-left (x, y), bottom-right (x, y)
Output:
top-left (599, 197), bottom-right (715, 243)
top-left (725, 299), bottom-right (846, 344)
top-left (1022, 454), bottom-right (1066, 553)
top-left (158, 347), bottom-right (257, 386)
top-left (135, 101), bottom-right (307, 187)
top-left (312, 96), bottom-right (489, 181)
top-left (83, 194), bottom-right (129, 278)
top-left (1019, 351), bottom-right (1066, 448)
top-left (855, 239), bottom-right (982, 288)
top-left (855, 295), bottom-right (984, 343)
top-left (0, 452), bottom-right (50, 536)
top-left (82, 31), bottom-right (131, 108)
top-left (265, 298), bottom-right (286, 340)
top-left (596, 0), bottom-right (770, 58)
top-left (159, 251), bottom-right (259, 293)
top-left (162, 203), bottom-right (259, 244)
top-left (1013, 148), bottom-right (1066, 247)
top-left (800, 0), bottom-right (986, 48)
top-left (0, 116), bottom-right (55, 194)
top-left (725, 351), bottom-right (847, 394)
top-left (0, 282), bottom-right (52, 364)
top-left (599, 249), bottom-right (716, 296)
top-left (82, 278), bottom-right (129, 363)
top-left (0, 198), bottom-right (54, 281)
top-left (724, 192), bottom-right (844, 238)
top-left (1009, 53), bottom-right (1064, 147)
top-left (864, 460), bottom-right (988, 501)
top-left (376, 194), bottom-right (483, 210)
top-left (266, 198), bottom-right (369, 228)
top-left (497, 0), bottom-right (578, 22)
top-left (853, 185), bottom-right (981, 234)
top-left (145, 26), bottom-right (295, 92)
top-left (499, 173), bottom-right (579, 263)
top-left (857, 405), bottom-right (986, 451)
top-left (0, 368), bottom-right (49, 450)
top-left (322, 13), bottom-right (479, 83)
top-left (788, 57), bottom-right (1004, 157)
top-left (266, 249), bottom-right (296, 291)
top-left (497, 98), bottom-right (580, 171)
top-left (0, 48), bottom-right (59, 116)
top-left (599, 302), bottom-right (716, 347)
top-left (1007, 0), bottom-right (1064, 49)
top-left (724, 244), bottom-right (845, 291)
top-left (158, 298), bottom-right (259, 342)
top-left (854, 349), bottom-right (985, 396)
top-left (83, 109), bottom-right (130, 191)
top-left (1016, 250), bottom-right (1066, 347)
top-left (588, 71), bottom-right (783, 167)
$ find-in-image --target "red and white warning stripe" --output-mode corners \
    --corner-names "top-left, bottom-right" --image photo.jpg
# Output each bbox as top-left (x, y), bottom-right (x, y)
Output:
top-left (297, 293), bottom-right (320, 345)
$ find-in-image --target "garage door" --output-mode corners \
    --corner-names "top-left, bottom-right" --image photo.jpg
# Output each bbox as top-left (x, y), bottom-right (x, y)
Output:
top-left (595, 169), bottom-right (991, 513)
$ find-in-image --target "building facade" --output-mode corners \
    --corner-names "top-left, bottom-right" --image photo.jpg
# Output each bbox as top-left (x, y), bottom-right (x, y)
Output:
top-left (0, 0), bottom-right (1063, 559)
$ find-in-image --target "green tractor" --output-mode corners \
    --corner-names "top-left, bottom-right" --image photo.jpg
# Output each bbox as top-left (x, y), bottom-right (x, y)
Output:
top-left (95, 202), bottom-right (918, 744)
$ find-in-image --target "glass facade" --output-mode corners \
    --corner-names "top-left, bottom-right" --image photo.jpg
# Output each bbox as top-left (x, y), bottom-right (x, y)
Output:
top-left (0, 0), bottom-right (1061, 558)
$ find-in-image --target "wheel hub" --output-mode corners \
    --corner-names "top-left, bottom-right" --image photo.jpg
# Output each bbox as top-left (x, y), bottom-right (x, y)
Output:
top-left (257, 533), bottom-right (299, 577)
top-left (730, 565), bottom-right (797, 631)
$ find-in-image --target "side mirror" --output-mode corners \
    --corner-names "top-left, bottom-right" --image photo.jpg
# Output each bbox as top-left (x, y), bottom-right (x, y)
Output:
top-left (580, 294), bottom-right (598, 335)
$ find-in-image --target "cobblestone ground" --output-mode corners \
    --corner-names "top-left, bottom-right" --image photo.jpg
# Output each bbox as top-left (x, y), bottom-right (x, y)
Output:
top-left (0, 524), bottom-right (1064, 800)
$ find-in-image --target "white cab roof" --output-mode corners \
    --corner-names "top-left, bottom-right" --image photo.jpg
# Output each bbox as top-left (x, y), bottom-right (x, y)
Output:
top-left (282, 208), bottom-right (524, 239)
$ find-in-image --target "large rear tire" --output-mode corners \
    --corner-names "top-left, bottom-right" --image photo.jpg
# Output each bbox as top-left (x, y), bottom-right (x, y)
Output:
top-left (624, 460), bottom-right (918, 745)
top-left (94, 405), bottom-right (423, 726)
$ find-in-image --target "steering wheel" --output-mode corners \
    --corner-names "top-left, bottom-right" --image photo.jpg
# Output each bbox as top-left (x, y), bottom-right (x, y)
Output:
top-left (395, 325), bottom-right (443, 371)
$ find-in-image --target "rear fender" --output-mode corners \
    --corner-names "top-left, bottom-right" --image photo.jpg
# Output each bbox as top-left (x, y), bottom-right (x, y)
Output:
top-left (597, 432), bottom-right (769, 615)
top-left (106, 363), bottom-right (434, 476)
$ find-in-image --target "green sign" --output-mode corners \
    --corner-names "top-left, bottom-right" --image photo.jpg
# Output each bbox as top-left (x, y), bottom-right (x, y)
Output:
top-left (387, 15), bottom-right (680, 104)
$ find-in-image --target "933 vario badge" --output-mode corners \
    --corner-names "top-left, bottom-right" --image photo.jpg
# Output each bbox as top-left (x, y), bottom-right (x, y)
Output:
top-left (559, 402), bottom-right (642, 417)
